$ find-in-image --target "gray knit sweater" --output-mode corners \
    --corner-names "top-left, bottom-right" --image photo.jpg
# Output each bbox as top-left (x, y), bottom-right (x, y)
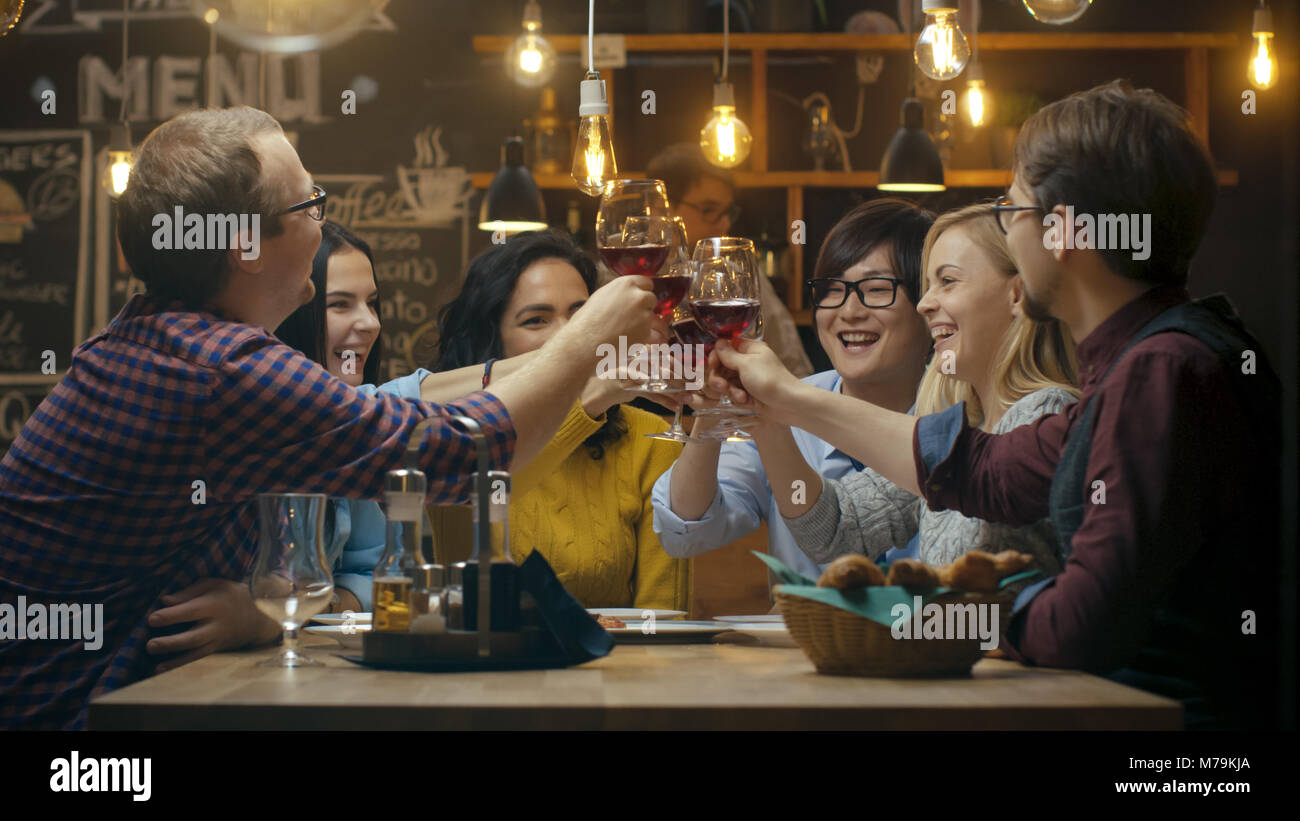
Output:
top-left (783, 387), bottom-right (1077, 575)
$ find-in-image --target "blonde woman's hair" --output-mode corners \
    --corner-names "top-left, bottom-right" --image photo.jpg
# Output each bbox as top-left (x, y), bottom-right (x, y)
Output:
top-left (912, 204), bottom-right (1078, 428)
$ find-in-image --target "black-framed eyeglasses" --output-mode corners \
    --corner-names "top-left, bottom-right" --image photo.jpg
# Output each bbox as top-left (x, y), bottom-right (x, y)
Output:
top-left (279, 184), bottom-right (327, 221)
top-left (678, 199), bottom-right (741, 226)
top-left (806, 276), bottom-right (902, 309)
top-left (989, 194), bottom-right (1042, 234)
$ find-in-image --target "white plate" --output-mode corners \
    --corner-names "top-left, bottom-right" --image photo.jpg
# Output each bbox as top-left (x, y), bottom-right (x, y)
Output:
top-left (604, 620), bottom-right (732, 639)
top-left (723, 623), bottom-right (797, 648)
top-left (311, 612), bottom-right (372, 626)
top-left (713, 614), bottom-right (784, 624)
top-left (304, 624), bottom-right (371, 650)
top-left (587, 608), bottom-right (686, 621)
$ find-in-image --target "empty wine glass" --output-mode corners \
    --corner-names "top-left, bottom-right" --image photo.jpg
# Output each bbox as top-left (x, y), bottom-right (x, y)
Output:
top-left (250, 493), bottom-right (334, 667)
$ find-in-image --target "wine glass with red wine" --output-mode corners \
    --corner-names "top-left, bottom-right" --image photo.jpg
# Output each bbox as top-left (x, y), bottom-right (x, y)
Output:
top-left (596, 180), bottom-right (678, 393)
top-left (689, 237), bottom-right (761, 421)
top-left (646, 300), bottom-right (716, 443)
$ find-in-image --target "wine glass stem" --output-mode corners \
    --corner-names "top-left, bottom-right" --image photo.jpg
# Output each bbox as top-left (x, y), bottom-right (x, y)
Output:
top-left (284, 625), bottom-right (298, 657)
top-left (670, 405), bottom-right (684, 433)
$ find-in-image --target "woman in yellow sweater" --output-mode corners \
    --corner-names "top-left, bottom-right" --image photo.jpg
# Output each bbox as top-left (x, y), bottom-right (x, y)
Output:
top-left (429, 230), bottom-right (689, 612)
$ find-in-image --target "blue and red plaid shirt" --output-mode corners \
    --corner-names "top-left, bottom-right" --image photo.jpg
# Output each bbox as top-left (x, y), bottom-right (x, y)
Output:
top-left (0, 295), bottom-right (515, 729)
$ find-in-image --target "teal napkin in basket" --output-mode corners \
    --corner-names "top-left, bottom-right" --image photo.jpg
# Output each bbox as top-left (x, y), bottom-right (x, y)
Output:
top-left (754, 551), bottom-right (1040, 628)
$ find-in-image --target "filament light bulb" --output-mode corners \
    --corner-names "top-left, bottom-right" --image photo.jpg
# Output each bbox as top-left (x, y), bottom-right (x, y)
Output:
top-left (914, 2), bottom-right (970, 81)
top-left (963, 62), bottom-right (988, 128)
top-left (699, 82), bottom-right (752, 169)
top-left (505, 1), bottom-right (556, 87)
top-left (571, 73), bottom-right (617, 196)
top-left (102, 149), bottom-right (134, 198)
top-left (1021, 0), bottom-right (1092, 25)
top-left (1250, 4), bottom-right (1277, 90)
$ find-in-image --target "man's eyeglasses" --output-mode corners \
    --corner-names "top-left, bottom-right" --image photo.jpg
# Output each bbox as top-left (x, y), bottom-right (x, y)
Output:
top-left (990, 194), bottom-right (1042, 234)
top-left (678, 199), bottom-right (741, 226)
top-left (279, 184), bottom-right (327, 221)
top-left (806, 277), bottom-right (902, 309)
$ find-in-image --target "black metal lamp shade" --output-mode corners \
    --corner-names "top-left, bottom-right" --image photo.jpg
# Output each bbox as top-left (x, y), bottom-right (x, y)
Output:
top-left (879, 98), bottom-right (946, 193)
top-left (478, 137), bottom-right (548, 232)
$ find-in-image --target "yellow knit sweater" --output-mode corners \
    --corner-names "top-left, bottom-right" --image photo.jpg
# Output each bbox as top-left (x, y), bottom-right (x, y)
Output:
top-left (430, 401), bottom-right (690, 612)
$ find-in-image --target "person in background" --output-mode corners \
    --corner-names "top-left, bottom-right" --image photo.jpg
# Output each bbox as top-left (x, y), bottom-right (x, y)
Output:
top-left (652, 199), bottom-right (935, 581)
top-left (766, 204), bottom-right (1077, 576)
top-left (646, 142), bottom-right (814, 378)
top-left (431, 230), bottom-right (690, 612)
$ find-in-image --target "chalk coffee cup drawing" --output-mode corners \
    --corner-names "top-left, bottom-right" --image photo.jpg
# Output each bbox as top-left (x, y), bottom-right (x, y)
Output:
top-left (395, 165), bottom-right (472, 226)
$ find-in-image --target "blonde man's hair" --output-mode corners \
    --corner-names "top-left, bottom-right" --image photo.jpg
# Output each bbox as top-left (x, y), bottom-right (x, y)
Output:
top-left (913, 204), bottom-right (1078, 427)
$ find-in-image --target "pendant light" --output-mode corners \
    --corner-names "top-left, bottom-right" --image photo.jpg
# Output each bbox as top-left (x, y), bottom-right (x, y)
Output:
top-left (1250, 1), bottom-right (1277, 90)
top-left (505, 1), bottom-right (557, 88)
top-left (479, 137), bottom-right (547, 233)
top-left (700, 0), bottom-right (752, 168)
top-left (1021, 0), bottom-right (1093, 25)
top-left (570, 0), bottom-right (616, 196)
top-left (879, 98), bottom-right (946, 192)
top-left (914, 0), bottom-right (970, 81)
top-left (101, 0), bottom-right (134, 198)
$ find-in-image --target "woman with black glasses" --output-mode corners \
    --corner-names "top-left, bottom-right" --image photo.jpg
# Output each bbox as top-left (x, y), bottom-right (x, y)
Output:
top-left (651, 199), bottom-right (935, 581)
top-left (758, 203), bottom-right (1079, 577)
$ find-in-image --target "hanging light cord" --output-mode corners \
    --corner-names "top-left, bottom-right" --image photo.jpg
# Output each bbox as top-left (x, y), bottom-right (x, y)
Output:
top-left (587, 0), bottom-right (594, 72)
top-left (117, 0), bottom-right (129, 130)
top-left (721, 0), bottom-right (729, 81)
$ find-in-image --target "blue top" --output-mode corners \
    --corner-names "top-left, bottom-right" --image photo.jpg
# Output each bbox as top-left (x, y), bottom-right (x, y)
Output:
top-left (650, 370), bottom-right (898, 582)
top-left (323, 368), bottom-right (431, 609)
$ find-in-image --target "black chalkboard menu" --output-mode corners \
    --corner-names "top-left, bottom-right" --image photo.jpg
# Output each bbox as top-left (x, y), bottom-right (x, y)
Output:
top-left (0, 130), bottom-right (92, 451)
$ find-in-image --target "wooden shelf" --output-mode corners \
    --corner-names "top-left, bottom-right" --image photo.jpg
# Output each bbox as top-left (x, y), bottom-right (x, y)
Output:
top-left (476, 29), bottom-right (1238, 313)
top-left (473, 32), bottom-right (1239, 53)
top-left (472, 169), bottom-right (1239, 190)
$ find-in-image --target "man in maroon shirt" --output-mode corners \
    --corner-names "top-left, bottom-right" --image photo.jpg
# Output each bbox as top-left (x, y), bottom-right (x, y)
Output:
top-left (710, 81), bottom-right (1282, 728)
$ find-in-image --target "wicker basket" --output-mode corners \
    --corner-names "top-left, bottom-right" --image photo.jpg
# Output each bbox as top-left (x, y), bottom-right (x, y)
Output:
top-left (776, 589), bottom-right (1005, 678)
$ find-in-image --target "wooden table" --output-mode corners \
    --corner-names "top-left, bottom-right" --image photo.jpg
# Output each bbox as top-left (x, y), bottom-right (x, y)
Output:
top-left (89, 636), bottom-right (1181, 730)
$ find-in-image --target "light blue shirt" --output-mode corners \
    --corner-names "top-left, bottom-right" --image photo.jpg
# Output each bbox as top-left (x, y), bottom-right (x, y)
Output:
top-left (651, 370), bottom-right (885, 582)
top-left (323, 368), bottom-right (431, 610)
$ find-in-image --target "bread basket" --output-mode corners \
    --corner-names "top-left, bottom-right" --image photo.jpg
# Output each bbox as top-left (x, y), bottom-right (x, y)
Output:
top-left (776, 588), bottom-right (1008, 677)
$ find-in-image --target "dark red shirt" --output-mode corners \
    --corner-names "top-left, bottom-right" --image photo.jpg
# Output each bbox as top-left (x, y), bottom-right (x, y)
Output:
top-left (913, 286), bottom-right (1278, 725)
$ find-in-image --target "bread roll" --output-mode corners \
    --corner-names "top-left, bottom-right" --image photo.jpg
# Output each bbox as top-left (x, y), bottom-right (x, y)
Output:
top-left (817, 554), bottom-right (886, 589)
top-left (886, 558), bottom-right (943, 589)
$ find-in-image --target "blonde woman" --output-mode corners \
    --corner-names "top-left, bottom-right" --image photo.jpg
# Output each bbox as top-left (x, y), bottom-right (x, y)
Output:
top-left (746, 203), bottom-right (1078, 574)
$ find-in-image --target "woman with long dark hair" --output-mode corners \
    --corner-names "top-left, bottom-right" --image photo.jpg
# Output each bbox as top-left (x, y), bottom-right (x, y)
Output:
top-left (431, 230), bottom-right (689, 611)
top-left (275, 220), bottom-right (409, 613)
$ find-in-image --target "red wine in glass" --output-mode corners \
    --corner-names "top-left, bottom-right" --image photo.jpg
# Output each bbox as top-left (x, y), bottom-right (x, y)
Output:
top-left (691, 298), bottom-right (761, 341)
top-left (598, 244), bottom-right (670, 278)
top-left (650, 274), bottom-right (692, 318)
top-left (671, 317), bottom-right (715, 369)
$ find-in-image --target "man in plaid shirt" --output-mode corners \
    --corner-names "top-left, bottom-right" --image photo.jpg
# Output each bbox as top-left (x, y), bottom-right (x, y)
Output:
top-left (0, 107), bottom-right (656, 729)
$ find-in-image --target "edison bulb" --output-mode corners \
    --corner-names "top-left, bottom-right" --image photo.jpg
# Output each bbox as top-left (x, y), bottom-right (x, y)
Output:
top-left (964, 79), bottom-right (987, 127)
top-left (2, 0), bottom-right (25, 37)
top-left (571, 73), bottom-right (616, 196)
top-left (102, 150), bottom-right (134, 198)
top-left (1022, 0), bottom-right (1092, 25)
top-left (505, 34), bottom-right (556, 86)
top-left (914, 5), bottom-right (970, 81)
top-left (1250, 32), bottom-right (1277, 90)
top-left (699, 83), bottom-right (752, 168)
